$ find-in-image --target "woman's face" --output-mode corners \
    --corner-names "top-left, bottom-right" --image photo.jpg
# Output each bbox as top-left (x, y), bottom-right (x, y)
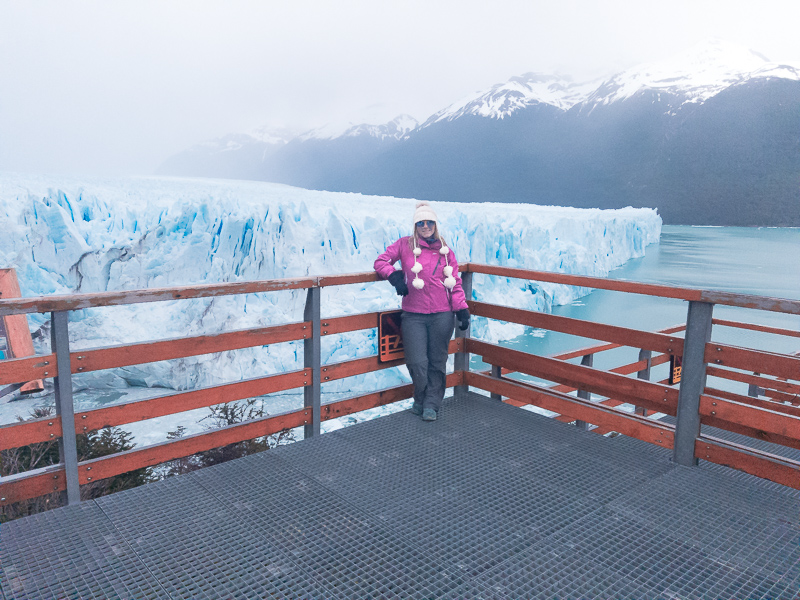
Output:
top-left (416, 220), bottom-right (436, 238)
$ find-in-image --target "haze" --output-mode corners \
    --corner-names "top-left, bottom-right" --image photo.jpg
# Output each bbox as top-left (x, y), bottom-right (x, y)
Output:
top-left (1, 0), bottom-right (798, 177)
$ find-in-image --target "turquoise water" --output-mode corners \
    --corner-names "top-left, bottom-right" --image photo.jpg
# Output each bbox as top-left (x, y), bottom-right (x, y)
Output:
top-left (499, 226), bottom-right (800, 385)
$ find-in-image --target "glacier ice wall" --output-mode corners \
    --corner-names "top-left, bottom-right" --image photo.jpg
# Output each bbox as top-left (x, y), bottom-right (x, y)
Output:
top-left (0, 173), bottom-right (661, 393)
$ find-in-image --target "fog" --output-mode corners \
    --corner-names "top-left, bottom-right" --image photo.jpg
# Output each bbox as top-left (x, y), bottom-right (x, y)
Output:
top-left (1, 0), bottom-right (798, 176)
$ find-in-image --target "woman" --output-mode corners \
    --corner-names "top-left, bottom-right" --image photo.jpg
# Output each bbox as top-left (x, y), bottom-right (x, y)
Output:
top-left (374, 202), bottom-right (470, 421)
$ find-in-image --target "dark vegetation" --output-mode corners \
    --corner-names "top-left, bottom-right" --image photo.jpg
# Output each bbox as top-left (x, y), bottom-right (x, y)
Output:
top-left (0, 399), bottom-right (294, 522)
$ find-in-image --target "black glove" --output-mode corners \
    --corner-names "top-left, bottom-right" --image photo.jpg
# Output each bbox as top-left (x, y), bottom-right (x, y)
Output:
top-left (387, 270), bottom-right (409, 296)
top-left (456, 308), bottom-right (470, 331)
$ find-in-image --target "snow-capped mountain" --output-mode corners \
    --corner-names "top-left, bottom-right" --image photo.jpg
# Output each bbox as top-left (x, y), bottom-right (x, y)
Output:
top-left (247, 125), bottom-right (299, 146)
top-left (155, 126), bottom-right (297, 180)
top-left (421, 39), bottom-right (800, 125)
top-left (299, 115), bottom-right (419, 142)
top-left (422, 73), bottom-right (599, 127)
top-left (157, 40), bottom-right (800, 226)
top-left (184, 126), bottom-right (296, 155)
top-left (584, 38), bottom-right (800, 108)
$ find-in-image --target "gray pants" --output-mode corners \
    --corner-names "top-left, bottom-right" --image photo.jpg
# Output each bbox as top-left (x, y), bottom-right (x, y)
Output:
top-left (401, 311), bottom-right (455, 412)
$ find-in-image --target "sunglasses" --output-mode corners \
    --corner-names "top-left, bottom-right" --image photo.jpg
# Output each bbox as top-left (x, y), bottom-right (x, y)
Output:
top-left (416, 220), bottom-right (435, 228)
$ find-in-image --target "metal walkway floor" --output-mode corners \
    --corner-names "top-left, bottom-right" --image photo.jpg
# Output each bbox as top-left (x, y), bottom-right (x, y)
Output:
top-left (2, 392), bottom-right (799, 599)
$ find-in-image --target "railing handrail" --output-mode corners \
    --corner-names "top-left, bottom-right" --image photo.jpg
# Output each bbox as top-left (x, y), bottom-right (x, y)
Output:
top-left (2, 263), bottom-right (799, 511)
top-left (1, 264), bottom-right (799, 316)
top-left (0, 272), bottom-right (381, 317)
top-left (465, 264), bottom-right (800, 315)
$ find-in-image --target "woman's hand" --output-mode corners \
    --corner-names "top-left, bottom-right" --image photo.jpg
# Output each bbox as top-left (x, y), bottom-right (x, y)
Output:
top-left (388, 270), bottom-right (409, 296)
top-left (455, 308), bottom-right (470, 331)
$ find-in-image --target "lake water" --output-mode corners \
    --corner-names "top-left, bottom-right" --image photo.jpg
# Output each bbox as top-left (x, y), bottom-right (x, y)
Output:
top-left (505, 225), bottom-right (800, 388)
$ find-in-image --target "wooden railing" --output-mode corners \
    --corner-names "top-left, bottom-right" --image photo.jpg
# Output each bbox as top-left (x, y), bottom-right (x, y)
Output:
top-left (465, 264), bottom-right (800, 488)
top-left (1, 264), bottom-right (798, 510)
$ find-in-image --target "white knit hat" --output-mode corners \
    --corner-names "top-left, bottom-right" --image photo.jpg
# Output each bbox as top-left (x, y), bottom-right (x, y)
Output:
top-left (413, 201), bottom-right (438, 225)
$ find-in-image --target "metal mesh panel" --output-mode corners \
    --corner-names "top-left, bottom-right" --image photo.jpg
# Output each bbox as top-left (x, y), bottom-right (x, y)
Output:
top-left (2, 391), bottom-right (798, 599)
top-left (189, 450), bottom-right (468, 598)
top-left (443, 539), bottom-right (656, 599)
top-left (606, 466), bottom-right (800, 585)
top-left (546, 507), bottom-right (797, 599)
top-left (0, 501), bottom-right (168, 600)
top-left (272, 393), bottom-right (676, 579)
top-left (95, 474), bottom-right (328, 599)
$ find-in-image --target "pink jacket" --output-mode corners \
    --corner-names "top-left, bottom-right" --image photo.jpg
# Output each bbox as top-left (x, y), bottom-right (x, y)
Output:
top-left (374, 236), bottom-right (469, 314)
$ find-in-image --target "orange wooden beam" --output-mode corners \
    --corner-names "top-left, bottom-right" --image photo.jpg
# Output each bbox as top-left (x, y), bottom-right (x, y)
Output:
top-left (0, 268), bottom-right (44, 393)
top-left (71, 322), bottom-right (309, 374)
top-left (706, 343), bottom-right (800, 381)
top-left (697, 436), bottom-right (800, 490)
top-left (0, 465), bottom-right (66, 506)
top-left (467, 338), bottom-right (679, 416)
top-left (0, 353), bottom-right (54, 387)
top-left (706, 365), bottom-right (800, 396)
top-left (74, 369), bottom-right (310, 433)
top-left (77, 408), bottom-right (309, 484)
top-left (322, 338), bottom-right (463, 383)
top-left (470, 300), bottom-right (684, 356)
top-left (0, 415), bottom-right (63, 451)
top-left (467, 371), bottom-right (674, 449)
top-left (699, 394), bottom-right (800, 450)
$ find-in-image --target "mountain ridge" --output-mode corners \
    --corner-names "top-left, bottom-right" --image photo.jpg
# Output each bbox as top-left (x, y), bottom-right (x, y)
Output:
top-left (157, 39), bottom-right (800, 226)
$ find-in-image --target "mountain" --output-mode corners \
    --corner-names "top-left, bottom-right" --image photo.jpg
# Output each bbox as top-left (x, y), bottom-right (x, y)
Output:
top-left (157, 40), bottom-right (800, 226)
top-left (420, 73), bottom-right (599, 124)
top-left (156, 126), bottom-right (297, 181)
top-left (259, 115), bottom-right (419, 190)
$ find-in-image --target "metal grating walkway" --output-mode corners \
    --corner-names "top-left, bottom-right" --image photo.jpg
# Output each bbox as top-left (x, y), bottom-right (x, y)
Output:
top-left (2, 392), bottom-right (799, 599)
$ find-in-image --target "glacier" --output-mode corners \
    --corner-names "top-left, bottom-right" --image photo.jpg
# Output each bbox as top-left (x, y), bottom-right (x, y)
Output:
top-left (0, 172), bottom-right (661, 438)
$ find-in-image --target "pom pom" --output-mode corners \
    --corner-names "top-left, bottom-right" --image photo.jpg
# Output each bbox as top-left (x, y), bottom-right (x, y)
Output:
top-left (439, 246), bottom-right (449, 255)
top-left (411, 262), bottom-right (422, 274)
top-left (443, 265), bottom-right (453, 277)
top-left (412, 278), bottom-right (425, 290)
top-left (443, 276), bottom-right (456, 289)
top-left (413, 247), bottom-right (422, 256)
top-left (415, 201), bottom-right (430, 208)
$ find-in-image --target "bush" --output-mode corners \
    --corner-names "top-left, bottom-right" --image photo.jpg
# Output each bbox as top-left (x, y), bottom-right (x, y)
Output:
top-left (157, 398), bottom-right (295, 478)
top-left (0, 407), bottom-right (154, 522)
top-left (1, 398), bottom-right (295, 521)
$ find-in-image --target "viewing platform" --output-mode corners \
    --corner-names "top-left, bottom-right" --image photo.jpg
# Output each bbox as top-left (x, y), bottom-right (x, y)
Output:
top-left (3, 392), bottom-right (799, 599)
top-left (1, 264), bottom-right (798, 598)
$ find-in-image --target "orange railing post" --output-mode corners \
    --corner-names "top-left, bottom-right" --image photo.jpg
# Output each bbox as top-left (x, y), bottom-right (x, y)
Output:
top-left (0, 268), bottom-right (44, 395)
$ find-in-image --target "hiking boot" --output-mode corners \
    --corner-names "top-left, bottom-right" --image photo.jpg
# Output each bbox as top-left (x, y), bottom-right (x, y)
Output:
top-left (421, 408), bottom-right (437, 421)
top-left (410, 403), bottom-right (423, 416)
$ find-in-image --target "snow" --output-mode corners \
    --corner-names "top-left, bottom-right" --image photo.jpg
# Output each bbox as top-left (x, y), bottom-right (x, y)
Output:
top-left (0, 172), bottom-right (661, 439)
top-left (423, 73), bottom-right (600, 126)
top-left (298, 114), bottom-right (419, 142)
top-left (422, 39), bottom-right (800, 127)
top-left (246, 125), bottom-right (298, 146)
top-left (585, 38), bottom-right (800, 107)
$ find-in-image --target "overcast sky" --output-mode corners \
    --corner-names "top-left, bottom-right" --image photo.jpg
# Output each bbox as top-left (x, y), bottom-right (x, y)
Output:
top-left (1, 0), bottom-right (798, 177)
